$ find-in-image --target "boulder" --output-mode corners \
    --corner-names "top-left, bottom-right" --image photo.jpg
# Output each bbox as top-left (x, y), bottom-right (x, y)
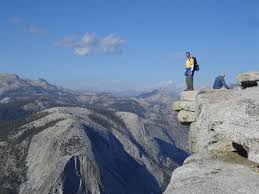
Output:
top-left (164, 151), bottom-right (259, 194)
top-left (180, 91), bottom-right (198, 101)
top-left (177, 110), bottom-right (196, 123)
top-left (236, 71), bottom-right (259, 82)
top-left (172, 101), bottom-right (196, 112)
top-left (236, 71), bottom-right (259, 88)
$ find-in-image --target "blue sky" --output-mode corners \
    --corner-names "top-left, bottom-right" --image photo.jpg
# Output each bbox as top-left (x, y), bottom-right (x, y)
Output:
top-left (0, 0), bottom-right (258, 91)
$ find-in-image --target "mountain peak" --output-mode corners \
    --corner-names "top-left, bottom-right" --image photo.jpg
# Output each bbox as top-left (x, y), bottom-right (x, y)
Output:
top-left (0, 73), bottom-right (20, 80)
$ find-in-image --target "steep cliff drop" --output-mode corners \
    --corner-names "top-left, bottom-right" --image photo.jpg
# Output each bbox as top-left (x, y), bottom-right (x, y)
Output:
top-left (164, 72), bottom-right (259, 194)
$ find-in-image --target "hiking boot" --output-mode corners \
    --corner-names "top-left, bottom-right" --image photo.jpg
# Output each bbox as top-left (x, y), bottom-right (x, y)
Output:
top-left (184, 88), bottom-right (194, 91)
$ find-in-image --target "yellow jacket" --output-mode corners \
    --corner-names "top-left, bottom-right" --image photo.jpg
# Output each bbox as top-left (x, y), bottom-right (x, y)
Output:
top-left (186, 57), bottom-right (194, 69)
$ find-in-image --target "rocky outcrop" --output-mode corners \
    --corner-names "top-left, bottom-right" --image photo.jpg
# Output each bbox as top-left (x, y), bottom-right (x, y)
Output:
top-left (176, 110), bottom-right (196, 123)
top-left (179, 90), bottom-right (198, 101)
top-left (172, 101), bottom-right (195, 112)
top-left (236, 71), bottom-right (259, 88)
top-left (164, 150), bottom-right (259, 194)
top-left (172, 91), bottom-right (198, 123)
top-left (236, 71), bottom-right (259, 82)
top-left (165, 75), bottom-right (259, 193)
top-left (195, 88), bottom-right (259, 163)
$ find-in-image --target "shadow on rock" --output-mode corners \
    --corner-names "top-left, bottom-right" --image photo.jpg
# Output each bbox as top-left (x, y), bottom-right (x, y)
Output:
top-left (84, 126), bottom-right (161, 194)
top-left (155, 138), bottom-right (190, 165)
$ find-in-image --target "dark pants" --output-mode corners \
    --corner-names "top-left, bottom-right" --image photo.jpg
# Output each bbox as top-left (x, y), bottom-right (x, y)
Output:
top-left (186, 75), bottom-right (194, 90)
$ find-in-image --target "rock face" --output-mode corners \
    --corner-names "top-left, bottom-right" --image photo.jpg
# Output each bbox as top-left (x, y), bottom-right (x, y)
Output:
top-left (195, 88), bottom-right (259, 163)
top-left (0, 74), bottom-right (189, 194)
top-left (165, 79), bottom-right (259, 193)
top-left (172, 91), bottom-right (198, 124)
top-left (2, 106), bottom-right (179, 194)
top-left (179, 91), bottom-right (198, 101)
top-left (172, 101), bottom-right (195, 112)
top-left (188, 122), bottom-right (198, 152)
top-left (177, 110), bottom-right (196, 123)
top-left (164, 151), bottom-right (259, 194)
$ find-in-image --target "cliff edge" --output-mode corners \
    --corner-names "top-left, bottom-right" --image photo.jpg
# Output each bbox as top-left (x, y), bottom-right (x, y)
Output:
top-left (165, 72), bottom-right (259, 194)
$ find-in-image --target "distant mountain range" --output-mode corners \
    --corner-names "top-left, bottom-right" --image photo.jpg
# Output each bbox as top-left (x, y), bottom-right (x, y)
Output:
top-left (0, 73), bottom-right (188, 194)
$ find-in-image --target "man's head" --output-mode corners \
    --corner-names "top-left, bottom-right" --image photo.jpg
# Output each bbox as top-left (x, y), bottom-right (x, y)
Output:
top-left (220, 73), bottom-right (226, 77)
top-left (186, 52), bottom-right (191, 58)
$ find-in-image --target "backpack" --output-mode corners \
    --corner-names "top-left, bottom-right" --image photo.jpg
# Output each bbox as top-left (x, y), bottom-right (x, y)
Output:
top-left (191, 57), bottom-right (199, 71)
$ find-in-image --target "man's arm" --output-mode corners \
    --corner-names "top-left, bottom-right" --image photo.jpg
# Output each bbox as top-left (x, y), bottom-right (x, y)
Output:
top-left (221, 78), bottom-right (230, 89)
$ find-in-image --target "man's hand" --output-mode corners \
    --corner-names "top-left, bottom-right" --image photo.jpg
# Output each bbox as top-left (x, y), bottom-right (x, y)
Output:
top-left (186, 69), bottom-right (192, 76)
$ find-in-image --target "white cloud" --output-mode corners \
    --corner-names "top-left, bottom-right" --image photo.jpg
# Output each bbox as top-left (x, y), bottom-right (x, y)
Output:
top-left (74, 47), bottom-right (92, 56)
top-left (81, 33), bottom-right (98, 46)
top-left (54, 32), bottom-right (125, 56)
top-left (101, 33), bottom-right (125, 54)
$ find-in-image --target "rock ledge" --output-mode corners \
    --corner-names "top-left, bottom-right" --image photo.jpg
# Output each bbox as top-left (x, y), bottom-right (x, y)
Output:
top-left (165, 76), bottom-right (259, 193)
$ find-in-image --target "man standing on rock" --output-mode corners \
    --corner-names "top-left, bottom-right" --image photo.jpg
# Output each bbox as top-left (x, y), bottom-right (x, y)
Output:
top-left (213, 73), bottom-right (230, 89)
top-left (184, 52), bottom-right (195, 91)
